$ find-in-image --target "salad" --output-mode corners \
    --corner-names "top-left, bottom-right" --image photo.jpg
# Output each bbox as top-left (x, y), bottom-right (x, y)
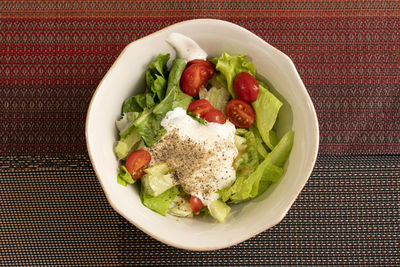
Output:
top-left (114, 33), bottom-right (293, 222)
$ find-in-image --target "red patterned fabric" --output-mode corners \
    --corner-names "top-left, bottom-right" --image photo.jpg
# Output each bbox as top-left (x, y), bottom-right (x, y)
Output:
top-left (0, 1), bottom-right (399, 154)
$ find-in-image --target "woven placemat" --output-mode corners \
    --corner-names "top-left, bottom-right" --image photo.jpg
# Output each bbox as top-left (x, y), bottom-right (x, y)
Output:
top-left (1, 1), bottom-right (400, 265)
top-left (1, 154), bottom-right (398, 265)
top-left (1, 2), bottom-right (399, 155)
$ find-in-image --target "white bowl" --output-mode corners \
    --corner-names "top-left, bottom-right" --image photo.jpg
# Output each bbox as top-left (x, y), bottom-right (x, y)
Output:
top-left (86, 19), bottom-right (319, 250)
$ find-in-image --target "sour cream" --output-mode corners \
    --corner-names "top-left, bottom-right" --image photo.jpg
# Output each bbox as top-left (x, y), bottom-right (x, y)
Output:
top-left (166, 33), bottom-right (208, 62)
top-left (148, 107), bottom-right (238, 205)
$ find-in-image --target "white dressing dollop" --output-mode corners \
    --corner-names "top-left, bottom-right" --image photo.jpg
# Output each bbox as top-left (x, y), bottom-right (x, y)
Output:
top-left (148, 107), bottom-right (238, 205)
top-left (166, 33), bottom-right (208, 62)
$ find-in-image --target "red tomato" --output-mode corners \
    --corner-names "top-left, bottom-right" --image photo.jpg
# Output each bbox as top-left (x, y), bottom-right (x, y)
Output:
top-left (225, 99), bottom-right (256, 128)
top-left (180, 63), bottom-right (210, 96)
top-left (190, 196), bottom-right (204, 215)
top-left (125, 150), bottom-right (151, 180)
top-left (187, 59), bottom-right (214, 79)
top-left (202, 109), bottom-right (226, 124)
top-left (187, 99), bottom-right (213, 117)
top-left (233, 72), bottom-right (260, 102)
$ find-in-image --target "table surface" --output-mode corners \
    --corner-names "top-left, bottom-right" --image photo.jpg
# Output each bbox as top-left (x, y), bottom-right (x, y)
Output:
top-left (1, 1), bottom-right (399, 266)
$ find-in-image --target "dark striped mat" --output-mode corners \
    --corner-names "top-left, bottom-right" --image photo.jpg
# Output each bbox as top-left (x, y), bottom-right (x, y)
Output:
top-left (1, 154), bottom-right (398, 265)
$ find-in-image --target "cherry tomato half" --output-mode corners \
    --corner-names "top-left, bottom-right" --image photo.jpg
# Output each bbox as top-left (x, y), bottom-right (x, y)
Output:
top-left (180, 63), bottom-right (210, 96)
top-left (125, 150), bottom-right (151, 180)
top-left (225, 99), bottom-right (256, 128)
top-left (202, 109), bottom-right (226, 124)
top-left (187, 99), bottom-right (213, 117)
top-left (187, 59), bottom-right (214, 79)
top-left (233, 72), bottom-right (260, 103)
top-left (190, 195), bottom-right (204, 215)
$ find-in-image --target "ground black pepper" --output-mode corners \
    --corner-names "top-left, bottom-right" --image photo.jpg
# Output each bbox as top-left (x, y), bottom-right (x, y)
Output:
top-left (147, 125), bottom-right (237, 203)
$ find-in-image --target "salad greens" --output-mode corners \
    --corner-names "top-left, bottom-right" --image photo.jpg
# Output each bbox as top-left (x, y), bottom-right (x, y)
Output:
top-left (199, 78), bottom-right (230, 113)
top-left (211, 53), bottom-right (256, 98)
top-left (208, 200), bottom-right (231, 223)
top-left (252, 81), bottom-right (283, 150)
top-left (140, 183), bottom-right (180, 216)
top-left (114, 57), bottom-right (191, 158)
top-left (117, 166), bottom-right (135, 186)
top-left (141, 163), bottom-right (176, 197)
top-left (228, 131), bottom-right (293, 203)
top-left (114, 51), bottom-right (293, 223)
top-left (153, 58), bottom-right (192, 116)
top-left (145, 53), bottom-right (170, 101)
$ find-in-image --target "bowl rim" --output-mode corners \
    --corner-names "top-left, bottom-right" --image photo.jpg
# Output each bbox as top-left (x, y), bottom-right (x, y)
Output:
top-left (85, 18), bottom-right (320, 251)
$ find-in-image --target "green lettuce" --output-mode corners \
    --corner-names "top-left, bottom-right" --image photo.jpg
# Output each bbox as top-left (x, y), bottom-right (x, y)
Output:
top-left (234, 134), bottom-right (247, 151)
top-left (122, 54), bottom-right (169, 114)
top-left (134, 58), bottom-right (191, 147)
top-left (218, 175), bottom-right (246, 203)
top-left (249, 126), bottom-right (268, 158)
top-left (233, 130), bottom-right (261, 178)
top-left (219, 130), bottom-right (294, 203)
top-left (211, 52), bottom-right (284, 151)
top-left (117, 166), bottom-right (135, 186)
top-left (131, 109), bottom-right (165, 147)
top-left (140, 183), bottom-right (180, 216)
top-left (187, 112), bottom-right (207, 125)
top-left (264, 130), bottom-right (294, 168)
top-left (119, 111), bottom-right (142, 139)
top-left (252, 82), bottom-right (283, 150)
top-left (199, 86), bottom-right (230, 113)
top-left (172, 89), bottom-right (192, 110)
top-left (208, 199), bottom-right (231, 223)
top-left (153, 58), bottom-right (192, 116)
top-left (114, 129), bottom-right (141, 160)
top-left (230, 162), bottom-right (283, 203)
top-left (219, 129), bottom-right (261, 202)
top-left (122, 97), bottom-right (142, 113)
top-left (146, 53), bottom-right (170, 101)
top-left (211, 52), bottom-right (256, 98)
top-left (116, 54), bottom-right (172, 149)
top-left (116, 57), bottom-right (192, 152)
top-left (122, 93), bottom-right (155, 113)
top-left (117, 176), bottom-right (128, 186)
top-left (168, 195), bottom-right (193, 217)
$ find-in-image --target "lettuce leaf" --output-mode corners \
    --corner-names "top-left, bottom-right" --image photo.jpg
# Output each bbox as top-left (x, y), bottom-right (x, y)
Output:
top-left (233, 130), bottom-right (261, 178)
top-left (211, 52), bottom-right (256, 98)
top-left (219, 130), bottom-right (294, 203)
top-left (123, 93), bottom-right (156, 113)
top-left (122, 97), bottom-right (143, 113)
top-left (218, 175), bottom-right (246, 202)
top-left (218, 129), bottom-right (261, 201)
top-left (208, 199), bottom-right (231, 223)
top-left (249, 126), bottom-right (268, 159)
top-left (117, 165), bottom-right (135, 186)
top-left (133, 109), bottom-right (165, 147)
top-left (114, 129), bottom-right (141, 160)
top-left (117, 176), bottom-right (127, 186)
top-left (140, 183), bottom-right (180, 216)
top-left (187, 112), bottom-right (207, 125)
top-left (122, 54), bottom-right (169, 113)
top-left (172, 88), bottom-right (192, 110)
top-left (154, 58), bottom-right (192, 116)
top-left (117, 53), bottom-right (171, 150)
top-left (145, 54), bottom-right (170, 101)
top-left (134, 58), bottom-right (191, 147)
top-left (230, 162), bottom-right (283, 203)
top-left (252, 82), bottom-right (283, 150)
top-left (199, 86), bottom-right (230, 113)
top-left (264, 130), bottom-right (294, 168)
top-left (117, 58), bottom-right (192, 150)
top-left (116, 112), bottom-right (133, 134)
